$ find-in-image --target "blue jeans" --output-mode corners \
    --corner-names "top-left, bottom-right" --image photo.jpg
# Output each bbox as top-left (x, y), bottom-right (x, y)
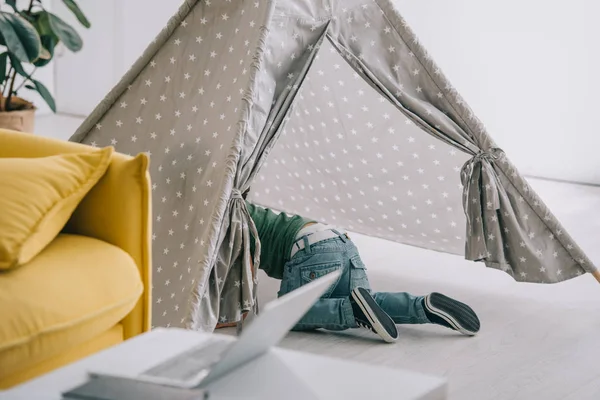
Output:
top-left (278, 231), bottom-right (430, 331)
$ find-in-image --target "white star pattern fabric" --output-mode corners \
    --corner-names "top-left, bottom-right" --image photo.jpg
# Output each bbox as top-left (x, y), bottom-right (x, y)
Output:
top-left (250, 38), bottom-right (469, 255)
top-left (70, 0), bottom-right (596, 331)
top-left (72, 0), bottom-right (270, 330)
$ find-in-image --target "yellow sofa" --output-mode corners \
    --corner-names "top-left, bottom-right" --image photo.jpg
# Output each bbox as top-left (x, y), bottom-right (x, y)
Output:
top-left (0, 129), bottom-right (152, 388)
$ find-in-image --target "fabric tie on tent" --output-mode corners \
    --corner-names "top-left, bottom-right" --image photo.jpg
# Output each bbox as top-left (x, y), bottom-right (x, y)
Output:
top-left (460, 147), bottom-right (505, 261)
top-left (230, 187), bottom-right (261, 308)
top-left (230, 188), bottom-right (260, 335)
top-left (230, 189), bottom-right (244, 200)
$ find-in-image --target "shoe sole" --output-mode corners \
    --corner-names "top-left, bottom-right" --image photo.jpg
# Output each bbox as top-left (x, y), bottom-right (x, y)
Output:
top-left (352, 288), bottom-right (398, 343)
top-left (425, 293), bottom-right (480, 336)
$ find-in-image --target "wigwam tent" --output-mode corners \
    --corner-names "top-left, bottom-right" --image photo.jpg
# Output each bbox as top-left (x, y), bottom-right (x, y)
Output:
top-left (70, 0), bottom-right (597, 332)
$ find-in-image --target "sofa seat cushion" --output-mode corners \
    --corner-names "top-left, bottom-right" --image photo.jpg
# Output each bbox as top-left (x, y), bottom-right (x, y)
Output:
top-left (0, 234), bottom-right (143, 379)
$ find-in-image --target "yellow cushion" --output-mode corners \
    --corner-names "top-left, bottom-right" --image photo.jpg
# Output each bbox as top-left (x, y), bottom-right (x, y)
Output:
top-left (0, 148), bottom-right (113, 270)
top-left (0, 234), bottom-right (143, 380)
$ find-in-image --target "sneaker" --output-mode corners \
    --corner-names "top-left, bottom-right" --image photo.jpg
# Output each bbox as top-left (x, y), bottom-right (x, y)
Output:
top-left (423, 292), bottom-right (480, 336)
top-left (350, 287), bottom-right (398, 343)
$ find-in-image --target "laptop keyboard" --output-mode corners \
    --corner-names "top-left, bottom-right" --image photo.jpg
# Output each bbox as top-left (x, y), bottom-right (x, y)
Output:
top-left (142, 338), bottom-right (233, 381)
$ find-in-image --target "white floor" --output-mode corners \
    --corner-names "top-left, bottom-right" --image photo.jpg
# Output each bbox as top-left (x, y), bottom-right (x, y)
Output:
top-left (39, 114), bottom-right (600, 400)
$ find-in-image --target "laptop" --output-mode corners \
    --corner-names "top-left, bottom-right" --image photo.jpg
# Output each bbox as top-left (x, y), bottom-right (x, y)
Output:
top-left (90, 270), bottom-right (341, 390)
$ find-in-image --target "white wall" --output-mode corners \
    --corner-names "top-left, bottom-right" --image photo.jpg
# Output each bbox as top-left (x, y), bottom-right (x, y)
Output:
top-left (394, 0), bottom-right (600, 185)
top-left (52, 0), bottom-right (182, 116)
top-left (51, 0), bottom-right (117, 115)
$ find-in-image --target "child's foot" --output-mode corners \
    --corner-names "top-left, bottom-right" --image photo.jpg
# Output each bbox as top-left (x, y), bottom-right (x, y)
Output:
top-left (350, 287), bottom-right (398, 343)
top-left (423, 293), bottom-right (480, 336)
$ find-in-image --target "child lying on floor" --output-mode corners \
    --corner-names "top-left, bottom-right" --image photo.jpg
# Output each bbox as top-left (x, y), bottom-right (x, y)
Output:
top-left (243, 200), bottom-right (480, 343)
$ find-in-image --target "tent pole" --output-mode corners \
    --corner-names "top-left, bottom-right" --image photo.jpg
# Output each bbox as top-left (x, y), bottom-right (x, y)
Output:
top-left (592, 270), bottom-right (600, 285)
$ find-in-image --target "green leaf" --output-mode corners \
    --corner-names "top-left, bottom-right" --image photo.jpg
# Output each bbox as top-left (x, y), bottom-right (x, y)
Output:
top-left (24, 84), bottom-right (35, 90)
top-left (31, 78), bottom-right (55, 112)
top-left (32, 11), bottom-right (54, 38)
top-left (8, 54), bottom-right (28, 78)
top-left (6, 14), bottom-right (41, 61)
top-left (0, 53), bottom-right (7, 86)
top-left (39, 47), bottom-right (50, 59)
top-left (47, 12), bottom-right (82, 52)
top-left (61, 0), bottom-right (90, 29)
top-left (0, 12), bottom-right (41, 62)
top-left (33, 35), bottom-right (56, 67)
top-left (5, 1), bottom-right (17, 12)
top-left (18, 10), bottom-right (36, 24)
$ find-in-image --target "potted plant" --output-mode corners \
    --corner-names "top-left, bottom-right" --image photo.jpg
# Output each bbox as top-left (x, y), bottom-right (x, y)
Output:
top-left (0, 0), bottom-right (90, 132)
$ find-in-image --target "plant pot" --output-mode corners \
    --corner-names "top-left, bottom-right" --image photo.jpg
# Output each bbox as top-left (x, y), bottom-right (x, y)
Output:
top-left (0, 97), bottom-right (36, 133)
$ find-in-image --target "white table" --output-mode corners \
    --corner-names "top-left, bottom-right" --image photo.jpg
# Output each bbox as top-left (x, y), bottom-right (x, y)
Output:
top-left (1, 328), bottom-right (447, 400)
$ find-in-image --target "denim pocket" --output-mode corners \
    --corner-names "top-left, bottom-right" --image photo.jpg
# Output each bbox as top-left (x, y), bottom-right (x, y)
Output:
top-left (299, 261), bottom-right (343, 298)
top-left (349, 255), bottom-right (371, 291)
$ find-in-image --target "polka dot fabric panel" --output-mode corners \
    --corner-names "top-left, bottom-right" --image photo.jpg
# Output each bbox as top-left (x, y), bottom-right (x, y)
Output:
top-left (76, 1), bottom-right (272, 329)
top-left (249, 38), bottom-right (470, 255)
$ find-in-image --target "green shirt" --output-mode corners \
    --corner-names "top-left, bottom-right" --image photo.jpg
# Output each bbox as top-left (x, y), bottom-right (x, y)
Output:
top-left (246, 201), bottom-right (314, 279)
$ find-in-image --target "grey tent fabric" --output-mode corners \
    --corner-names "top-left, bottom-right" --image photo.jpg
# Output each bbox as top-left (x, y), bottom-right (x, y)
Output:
top-left (208, 27), bottom-right (330, 331)
top-left (71, 0), bottom-right (276, 330)
top-left (70, 0), bottom-right (596, 332)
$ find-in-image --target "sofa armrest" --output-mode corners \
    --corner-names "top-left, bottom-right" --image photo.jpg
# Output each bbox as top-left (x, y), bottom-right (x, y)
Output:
top-left (65, 152), bottom-right (152, 339)
top-left (0, 129), bottom-right (152, 339)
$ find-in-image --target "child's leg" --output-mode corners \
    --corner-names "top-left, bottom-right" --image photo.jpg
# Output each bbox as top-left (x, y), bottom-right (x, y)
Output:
top-left (280, 234), bottom-right (394, 340)
top-left (279, 237), bottom-right (356, 331)
top-left (348, 241), bottom-right (480, 335)
top-left (345, 243), bottom-right (429, 325)
top-left (372, 292), bottom-right (429, 325)
top-left (348, 247), bottom-right (461, 327)
top-left (372, 291), bottom-right (481, 335)
top-left (291, 297), bottom-right (357, 331)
